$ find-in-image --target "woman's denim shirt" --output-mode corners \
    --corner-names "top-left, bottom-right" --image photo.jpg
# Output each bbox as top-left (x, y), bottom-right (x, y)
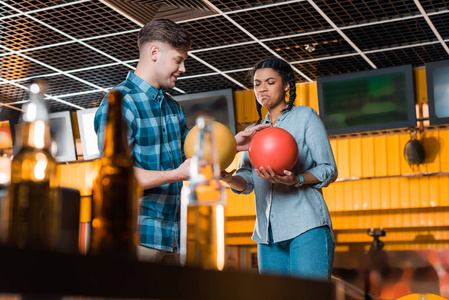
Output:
top-left (232, 105), bottom-right (338, 244)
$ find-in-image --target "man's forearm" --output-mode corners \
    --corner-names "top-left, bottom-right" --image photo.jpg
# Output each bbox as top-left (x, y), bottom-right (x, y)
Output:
top-left (133, 167), bottom-right (185, 190)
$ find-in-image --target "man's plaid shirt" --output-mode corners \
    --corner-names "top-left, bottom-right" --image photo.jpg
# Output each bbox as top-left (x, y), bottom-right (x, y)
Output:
top-left (94, 71), bottom-right (189, 251)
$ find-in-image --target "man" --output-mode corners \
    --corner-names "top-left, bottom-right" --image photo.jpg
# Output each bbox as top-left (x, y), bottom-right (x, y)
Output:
top-left (94, 18), bottom-right (267, 264)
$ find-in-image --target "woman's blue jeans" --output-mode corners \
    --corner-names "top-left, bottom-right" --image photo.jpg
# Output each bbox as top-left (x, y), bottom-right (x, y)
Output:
top-left (257, 225), bottom-right (335, 280)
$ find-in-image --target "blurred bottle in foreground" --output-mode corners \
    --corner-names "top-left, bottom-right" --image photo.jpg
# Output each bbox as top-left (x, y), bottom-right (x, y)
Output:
top-left (7, 79), bottom-right (60, 250)
top-left (90, 90), bottom-right (138, 258)
top-left (180, 116), bottom-right (226, 271)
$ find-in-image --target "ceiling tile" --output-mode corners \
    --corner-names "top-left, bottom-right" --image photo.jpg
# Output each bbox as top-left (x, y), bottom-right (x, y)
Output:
top-left (231, 1), bottom-right (329, 39)
top-left (0, 54), bottom-right (55, 81)
top-left (31, 1), bottom-right (138, 39)
top-left (183, 16), bottom-right (253, 49)
top-left (194, 43), bottom-right (274, 72)
top-left (1, 15), bottom-right (69, 51)
top-left (24, 43), bottom-right (116, 72)
top-left (84, 31), bottom-right (140, 63)
top-left (343, 18), bottom-right (437, 50)
top-left (366, 43), bottom-right (449, 68)
top-left (70, 64), bottom-right (133, 89)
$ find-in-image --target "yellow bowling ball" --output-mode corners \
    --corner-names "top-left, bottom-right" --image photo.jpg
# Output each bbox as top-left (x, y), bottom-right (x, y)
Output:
top-left (184, 121), bottom-right (236, 170)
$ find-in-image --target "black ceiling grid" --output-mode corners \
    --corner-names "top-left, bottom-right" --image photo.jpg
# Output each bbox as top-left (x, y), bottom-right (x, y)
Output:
top-left (193, 43), bottom-right (274, 72)
top-left (182, 57), bottom-right (218, 77)
top-left (1, 0), bottom-right (449, 124)
top-left (0, 54), bottom-right (55, 81)
top-left (263, 32), bottom-right (354, 63)
top-left (366, 44), bottom-right (449, 68)
top-left (314, 0), bottom-right (423, 25)
top-left (83, 31), bottom-right (140, 63)
top-left (1, 15), bottom-right (70, 51)
top-left (70, 64), bottom-right (134, 90)
top-left (49, 92), bottom-right (106, 112)
top-left (182, 16), bottom-right (254, 49)
top-left (0, 83), bottom-right (27, 104)
top-left (30, 1), bottom-right (137, 39)
top-left (296, 55), bottom-right (374, 78)
top-left (230, 1), bottom-right (330, 39)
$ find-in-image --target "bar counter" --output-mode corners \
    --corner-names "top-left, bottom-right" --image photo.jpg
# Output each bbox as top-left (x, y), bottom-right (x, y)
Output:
top-left (0, 246), bottom-right (337, 300)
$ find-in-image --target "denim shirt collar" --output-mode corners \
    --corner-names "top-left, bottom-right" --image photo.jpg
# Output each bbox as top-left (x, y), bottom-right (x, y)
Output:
top-left (263, 107), bottom-right (290, 125)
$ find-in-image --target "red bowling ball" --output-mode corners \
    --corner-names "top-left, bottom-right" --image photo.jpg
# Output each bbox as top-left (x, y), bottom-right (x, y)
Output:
top-left (248, 127), bottom-right (298, 175)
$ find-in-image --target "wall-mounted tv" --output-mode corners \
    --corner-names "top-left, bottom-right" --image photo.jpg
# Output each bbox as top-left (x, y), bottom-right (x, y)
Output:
top-left (49, 111), bottom-right (77, 162)
top-left (425, 59), bottom-right (449, 126)
top-left (76, 107), bottom-right (100, 161)
top-left (172, 88), bottom-right (236, 134)
top-left (317, 65), bottom-right (416, 135)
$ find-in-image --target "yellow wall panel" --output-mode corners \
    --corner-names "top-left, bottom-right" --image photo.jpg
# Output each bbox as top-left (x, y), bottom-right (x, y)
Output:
top-left (399, 133), bottom-right (415, 174)
top-left (371, 178), bottom-right (381, 210)
top-left (349, 138), bottom-right (362, 178)
top-left (373, 136), bottom-right (388, 177)
top-left (409, 177), bottom-right (420, 208)
top-left (226, 191), bottom-right (255, 217)
top-left (423, 130), bottom-right (441, 173)
top-left (439, 176), bottom-right (449, 206)
top-left (343, 181), bottom-right (353, 211)
top-left (334, 181), bottom-right (345, 211)
top-left (439, 129), bottom-right (449, 171)
top-left (389, 177), bottom-right (401, 209)
top-left (336, 139), bottom-right (350, 179)
top-left (245, 91), bottom-right (257, 123)
top-left (419, 176), bottom-right (430, 208)
top-left (361, 180), bottom-right (372, 210)
top-left (226, 219), bottom-right (254, 234)
top-left (386, 135), bottom-right (401, 176)
top-left (233, 91), bottom-right (245, 123)
top-left (428, 176), bottom-right (440, 207)
top-left (295, 83), bottom-right (307, 106)
top-left (380, 178), bottom-right (391, 209)
top-left (306, 82), bottom-right (319, 113)
top-left (352, 180), bottom-right (363, 211)
top-left (361, 137), bottom-right (375, 177)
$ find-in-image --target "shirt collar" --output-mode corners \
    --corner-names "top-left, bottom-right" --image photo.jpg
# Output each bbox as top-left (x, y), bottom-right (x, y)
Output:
top-left (126, 71), bottom-right (164, 101)
top-left (262, 107), bottom-right (291, 124)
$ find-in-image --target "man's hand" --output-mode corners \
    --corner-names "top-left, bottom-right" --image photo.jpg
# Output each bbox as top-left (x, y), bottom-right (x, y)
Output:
top-left (235, 124), bottom-right (270, 152)
top-left (176, 158), bottom-right (191, 181)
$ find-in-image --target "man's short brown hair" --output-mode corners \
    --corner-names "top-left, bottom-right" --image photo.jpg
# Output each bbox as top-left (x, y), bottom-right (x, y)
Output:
top-left (138, 18), bottom-right (191, 51)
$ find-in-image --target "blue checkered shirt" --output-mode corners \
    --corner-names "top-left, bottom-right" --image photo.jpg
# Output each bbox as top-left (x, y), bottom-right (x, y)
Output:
top-left (94, 71), bottom-right (188, 252)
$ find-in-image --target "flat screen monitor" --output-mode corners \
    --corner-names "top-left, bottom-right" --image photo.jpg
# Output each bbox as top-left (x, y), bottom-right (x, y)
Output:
top-left (425, 59), bottom-right (449, 126)
top-left (317, 65), bottom-right (416, 135)
top-left (49, 111), bottom-right (77, 162)
top-left (76, 107), bottom-right (100, 161)
top-left (172, 88), bottom-right (236, 134)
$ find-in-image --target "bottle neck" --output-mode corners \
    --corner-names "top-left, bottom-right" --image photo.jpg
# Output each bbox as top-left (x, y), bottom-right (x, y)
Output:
top-left (19, 120), bottom-right (52, 151)
top-left (103, 92), bottom-right (131, 158)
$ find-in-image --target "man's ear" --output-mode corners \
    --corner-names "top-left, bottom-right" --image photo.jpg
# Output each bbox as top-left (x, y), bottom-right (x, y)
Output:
top-left (148, 44), bottom-right (159, 61)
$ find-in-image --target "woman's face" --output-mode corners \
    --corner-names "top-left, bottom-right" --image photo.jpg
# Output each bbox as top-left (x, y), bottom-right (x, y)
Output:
top-left (253, 68), bottom-right (289, 110)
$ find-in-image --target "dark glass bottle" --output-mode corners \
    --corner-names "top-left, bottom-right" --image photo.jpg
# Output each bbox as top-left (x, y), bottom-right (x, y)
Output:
top-left (90, 90), bottom-right (138, 258)
top-left (180, 116), bottom-right (226, 270)
top-left (7, 79), bottom-right (59, 250)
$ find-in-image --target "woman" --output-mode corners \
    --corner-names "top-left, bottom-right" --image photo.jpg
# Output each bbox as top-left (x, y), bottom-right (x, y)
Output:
top-left (221, 57), bottom-right (338, 279)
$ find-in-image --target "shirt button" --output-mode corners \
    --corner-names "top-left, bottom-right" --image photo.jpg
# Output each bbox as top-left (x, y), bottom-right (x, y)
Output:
top-left (163, 128), bottom-right (166, 132)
